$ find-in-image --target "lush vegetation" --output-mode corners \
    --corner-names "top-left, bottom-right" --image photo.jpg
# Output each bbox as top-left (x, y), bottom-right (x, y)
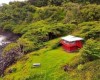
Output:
top-left (2, 39), bottom-right (100, 80)
top-left (3, 41), bottom-right (76, 80)
top-left (0, 0), bottom-right (100, 80)
top-left (0, 1), bottom-right (100, 52)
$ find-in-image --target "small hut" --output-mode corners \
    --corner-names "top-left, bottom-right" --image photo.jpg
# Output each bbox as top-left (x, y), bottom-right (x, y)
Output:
top-left (60, 35), bottom-right (83, 52)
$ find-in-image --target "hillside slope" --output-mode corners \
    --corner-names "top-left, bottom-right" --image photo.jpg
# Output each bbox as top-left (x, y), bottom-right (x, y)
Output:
top-left (3, 39), bottom-right (100, 80)
top-left (3, 39), bottom-right (77, 80)
top-left (0, 0), bottom-right (100, 80)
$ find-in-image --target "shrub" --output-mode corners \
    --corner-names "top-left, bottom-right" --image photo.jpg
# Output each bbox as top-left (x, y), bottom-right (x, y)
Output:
top-left (63, 2), bottom-right (81, 23)
top-left (80, 39), bottom-right (100, 60)
top-left (80, 4), bottom-right (100, 22)
top-left (68, 54), bottom-right (88, 69)
top-left (51, 40), bottom-right (60, 49)
top-left (17, 38), bottom-right (34, 53)
top-left (8, 68), bottom-right (17, 73)
top-left (3, 43), bottom-right (19, 56)
top-left (76, 21), bottom-right (100, 39)
top-left (28, 0), bottom-right (48, 7)
top-left (77, 64), bottom-right (84, 71)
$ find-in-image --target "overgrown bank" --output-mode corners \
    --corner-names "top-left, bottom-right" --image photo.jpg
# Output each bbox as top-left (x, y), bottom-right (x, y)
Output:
top-left (0, 0), bottom-right (100, 80)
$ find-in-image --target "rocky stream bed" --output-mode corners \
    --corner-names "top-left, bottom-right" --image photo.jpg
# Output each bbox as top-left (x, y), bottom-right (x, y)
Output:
top-left (0, 29), bottom-right (19, 76)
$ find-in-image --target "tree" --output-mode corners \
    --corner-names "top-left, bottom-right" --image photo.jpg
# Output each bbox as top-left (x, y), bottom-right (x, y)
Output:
top-left (50, 0), bottom-right (64, 6)
top-left (28, 0), bottom-right (48, 7)
top-left (80, 39), bottom-right (100, 60)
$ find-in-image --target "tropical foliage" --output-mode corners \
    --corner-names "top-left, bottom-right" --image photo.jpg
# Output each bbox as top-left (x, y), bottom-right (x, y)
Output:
top-left (0, 0), bottom-right (100, 80)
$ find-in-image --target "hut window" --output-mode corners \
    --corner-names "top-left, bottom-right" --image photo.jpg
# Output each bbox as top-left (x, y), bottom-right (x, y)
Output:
top-left (70, 41), bottom-right (75, 44)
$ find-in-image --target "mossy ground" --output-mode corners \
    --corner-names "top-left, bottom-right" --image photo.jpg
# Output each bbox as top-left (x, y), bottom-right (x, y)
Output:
top-left (2, 38), bottom-right (100, 80)
top-left (3, 39), bottom-right (77, 80)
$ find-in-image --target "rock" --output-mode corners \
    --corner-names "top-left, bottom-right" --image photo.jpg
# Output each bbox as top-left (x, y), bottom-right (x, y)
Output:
top-left (63, 64), bottom-right (72, 72)
top-left (8, 69), bottom-right (13, 73)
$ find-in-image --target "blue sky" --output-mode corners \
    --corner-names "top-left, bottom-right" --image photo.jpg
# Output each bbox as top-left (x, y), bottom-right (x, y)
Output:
top-left (0, 0), bottom-right (26, 5)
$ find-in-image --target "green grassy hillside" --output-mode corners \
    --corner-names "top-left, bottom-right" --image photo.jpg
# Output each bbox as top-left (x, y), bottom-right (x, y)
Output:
top-left (3, 38), bottom-right (100, 80)
top-left (3, 39), bottom-right (77, 80)
top-left (0, 0), bottom-right (100, 80)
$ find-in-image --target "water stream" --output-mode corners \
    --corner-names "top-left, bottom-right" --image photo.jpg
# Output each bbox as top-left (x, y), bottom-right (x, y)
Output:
top-left (0, 35), bottom-right (10, 45)
top-left (0, 29), bottom-right (19, 55)
top-left (0, 35), bottom-right (10, 54)
top-left (0, 29), bottom-right (19, 76)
